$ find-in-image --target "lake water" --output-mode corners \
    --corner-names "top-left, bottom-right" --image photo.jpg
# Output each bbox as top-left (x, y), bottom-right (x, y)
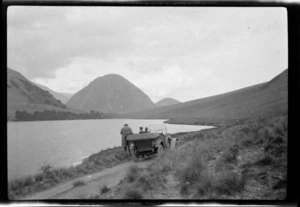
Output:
top-left (7, 119), bottom-right (213, 181)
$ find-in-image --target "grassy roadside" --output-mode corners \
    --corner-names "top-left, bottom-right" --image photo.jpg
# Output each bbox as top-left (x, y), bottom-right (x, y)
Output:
top-left (8, 112), bottom-right (287, 200)
top-left (165, 111), bottom-right (287, 127)
top-left (104, 112), bottom-right (287, 199)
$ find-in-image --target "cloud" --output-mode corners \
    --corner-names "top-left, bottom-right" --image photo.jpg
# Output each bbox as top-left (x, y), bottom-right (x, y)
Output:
top-left (132, 65), bottom-right (193, 102)
top-left (8, 7), bottom-right (287, 102)
top-left (7, 7), bottom-right (213, 79)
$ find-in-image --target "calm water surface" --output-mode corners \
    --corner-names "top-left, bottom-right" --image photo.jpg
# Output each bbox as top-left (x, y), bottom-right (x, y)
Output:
top-left (8, 119), bottom-right (213, 181)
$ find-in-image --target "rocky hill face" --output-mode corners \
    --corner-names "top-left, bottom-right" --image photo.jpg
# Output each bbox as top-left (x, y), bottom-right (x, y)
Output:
top-left (33, 82), bottom-right (72, 104)
top-left (155, 98), bottom-right (181, 108)
top-left (7, 68), bottom-right (67, 120)
top-left (66, 74), bottom-right (155, 114)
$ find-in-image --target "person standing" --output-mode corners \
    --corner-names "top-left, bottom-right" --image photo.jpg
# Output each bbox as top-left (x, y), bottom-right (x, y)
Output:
top-left (120, 124), bottom-right (133, 153)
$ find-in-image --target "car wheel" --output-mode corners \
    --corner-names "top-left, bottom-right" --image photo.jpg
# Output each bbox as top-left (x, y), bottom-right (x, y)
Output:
top-left (129, 143), bottom-right (138, 162)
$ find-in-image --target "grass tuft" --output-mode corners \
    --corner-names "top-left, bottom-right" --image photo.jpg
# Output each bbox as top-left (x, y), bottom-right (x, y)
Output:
top-left (99, 184), bottom-right (110, 195)
top-left (125, 164), bottom-right (140, 183)
top-left (215, 171), bottom-right (247, 195)
top-left (179, 154), bottom-right (206, 184)
top-left (73, 180), bottom-right (85, 187)
top-left (255, 154), bottom-right (276, 166)
top-left (122, 188), bottom-right (144, 199)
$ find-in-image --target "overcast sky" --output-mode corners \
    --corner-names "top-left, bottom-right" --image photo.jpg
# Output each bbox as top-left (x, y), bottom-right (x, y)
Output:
top-left (7, 6), bottom-right (287, 102)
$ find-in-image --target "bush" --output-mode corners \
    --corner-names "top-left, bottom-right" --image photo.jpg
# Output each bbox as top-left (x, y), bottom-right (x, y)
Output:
top-left (273, 179), bottom-right (286, 190)
top-left (255, 154), bottom-right (276, 166)
top-left (100, 185), bottom-right (110, 194)
top-left (73, 180), bottom-right (86, 187)
top-left (215, 160), bottom-right (235, 172)
top-left (215, 171), bottom-right (247, 195)
top-left (125, 165), bottom-right (140, 183)
top-left (193, 171), bottom-right (214, 198)
top-left (122, 188), bottom-right (144, 199)
top-left (180, 184), bottom-right (190, 196)
top-left (221, 145), bottom-right (239, 163)
top-left (179, 155), bottom-right (206, 184)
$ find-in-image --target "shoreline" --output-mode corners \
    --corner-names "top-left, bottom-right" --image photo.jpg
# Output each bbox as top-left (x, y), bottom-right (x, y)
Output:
top-left (8, 111), bottom-right (288, 199)
top-left (8, 119), bottom-right (212, 183)
top-left (8, 112), bottom-right (287, 200)
top-left (8, 129), bottom-right (199, 199)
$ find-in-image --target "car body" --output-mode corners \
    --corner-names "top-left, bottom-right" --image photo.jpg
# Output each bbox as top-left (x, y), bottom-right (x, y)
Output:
top-left (126, 132), bottom-right (167, 161)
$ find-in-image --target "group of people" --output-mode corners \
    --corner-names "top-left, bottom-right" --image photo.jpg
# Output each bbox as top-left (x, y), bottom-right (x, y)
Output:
top-left (120, 124), bottom-right (150, 153)
top-left (139, 126), bottom-right (149, 134)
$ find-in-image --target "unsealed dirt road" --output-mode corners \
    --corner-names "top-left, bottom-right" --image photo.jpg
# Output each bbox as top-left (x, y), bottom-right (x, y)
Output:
top-left (23, 160), bottom-right (151, 200)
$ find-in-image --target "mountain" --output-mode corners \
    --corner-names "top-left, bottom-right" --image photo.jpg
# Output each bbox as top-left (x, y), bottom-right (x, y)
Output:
top-left (125, 69), bottom-right (288, 125)
top-left (61, 93), bottom-right (73, 99)
top-left (66, 74), bottom-right (155, 114)
top-left (7, 68), bottom-right (72, 120)
top-left (155, 98), bottom-right (181, 107)
top-left (33, 82), bottom-right (73, 104)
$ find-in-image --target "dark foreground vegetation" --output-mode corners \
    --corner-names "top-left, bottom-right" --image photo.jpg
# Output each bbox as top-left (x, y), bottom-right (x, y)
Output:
top-left (104, 112), bottom-right (287, 199)
top-left (14, 109), bottom-right (112, 121)
top-left (8, 112), bottom-right (287, 200)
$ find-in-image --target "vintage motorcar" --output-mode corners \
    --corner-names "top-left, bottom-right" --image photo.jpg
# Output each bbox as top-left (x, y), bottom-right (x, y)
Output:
top-left (125, 124), bottom-right (178, 161)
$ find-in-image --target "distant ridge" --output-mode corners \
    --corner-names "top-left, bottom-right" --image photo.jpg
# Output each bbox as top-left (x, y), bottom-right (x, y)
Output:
top-left (33, 82), bottom-right (73, 104)
top-left (124, 69), bottom-right (288, 124)
top-left (7, 68), bottom-right (71, 120)
top-left (155, 98), bottom-right (181, 108)
top-left (66, 74), bottom-right (155, 114)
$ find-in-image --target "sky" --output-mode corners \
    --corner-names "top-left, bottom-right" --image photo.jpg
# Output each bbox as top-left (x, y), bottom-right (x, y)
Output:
top-left (7, 6), bottom-right (287, 103)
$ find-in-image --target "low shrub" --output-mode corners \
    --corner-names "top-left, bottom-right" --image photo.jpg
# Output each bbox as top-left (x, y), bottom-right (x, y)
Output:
top-left (99, 185), bottom-right (110, 195)
top-left (215, 171), bottom-right (247, 195)
top-left (221, 145), bottom-right (239, 163)
top-left (193, 171), bottom-right (214, 198)
top-left (122, 188), bottom-right (144, 199)
top-left (215, 160), bottom-right (235, 172)
top-left (178, 154), bottom-right (206, 184)
top-left (73, 180), bottom-right (86, 187)
top-left (136, 164), bottom-right (168, 192)
top-left (125, 165), bottom-right (140, 183)
top-left (273, 179), bottom-right (286, 190)
top-left (254, 154), bottom-right (276, 166)
top-left (180, 184), bottom-right (190, 196)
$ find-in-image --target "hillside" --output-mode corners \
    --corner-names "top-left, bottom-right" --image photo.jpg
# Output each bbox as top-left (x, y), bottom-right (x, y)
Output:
top-left (61, 93), bottom-right (73, 100)
top-left (7, 68), bottom-right (78, 120)
top-left (125, 69), bottom-right (287, 125)
top-left (33, 82), bottom-right (72, 104)
top-left (66, 74), bottom-right (155, 114)
top-left (155, 98), bottom-right (181, 107)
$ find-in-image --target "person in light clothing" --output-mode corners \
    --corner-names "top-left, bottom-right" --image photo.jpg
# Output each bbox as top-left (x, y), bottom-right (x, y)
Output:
top-left (166, 134), bottom-right (178, 150)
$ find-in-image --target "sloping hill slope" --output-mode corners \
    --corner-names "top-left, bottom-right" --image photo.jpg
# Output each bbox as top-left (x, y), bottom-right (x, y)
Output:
top-left (61, 93), bottom-right (73, 100)
top-left (33, 82), bottom-right (72, 104)
top-left (126, 69), bottom-right (287, 124)
top-left (7, 68), bottom-right (77, 120)
top-left (155, 98), bottom-right (181, 107)
top-left (66, 74), bottom-right (155, 114)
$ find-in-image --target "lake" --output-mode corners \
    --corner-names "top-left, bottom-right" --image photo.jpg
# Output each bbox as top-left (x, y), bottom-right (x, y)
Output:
top-left (7, 119), bottom-right (213, 181)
